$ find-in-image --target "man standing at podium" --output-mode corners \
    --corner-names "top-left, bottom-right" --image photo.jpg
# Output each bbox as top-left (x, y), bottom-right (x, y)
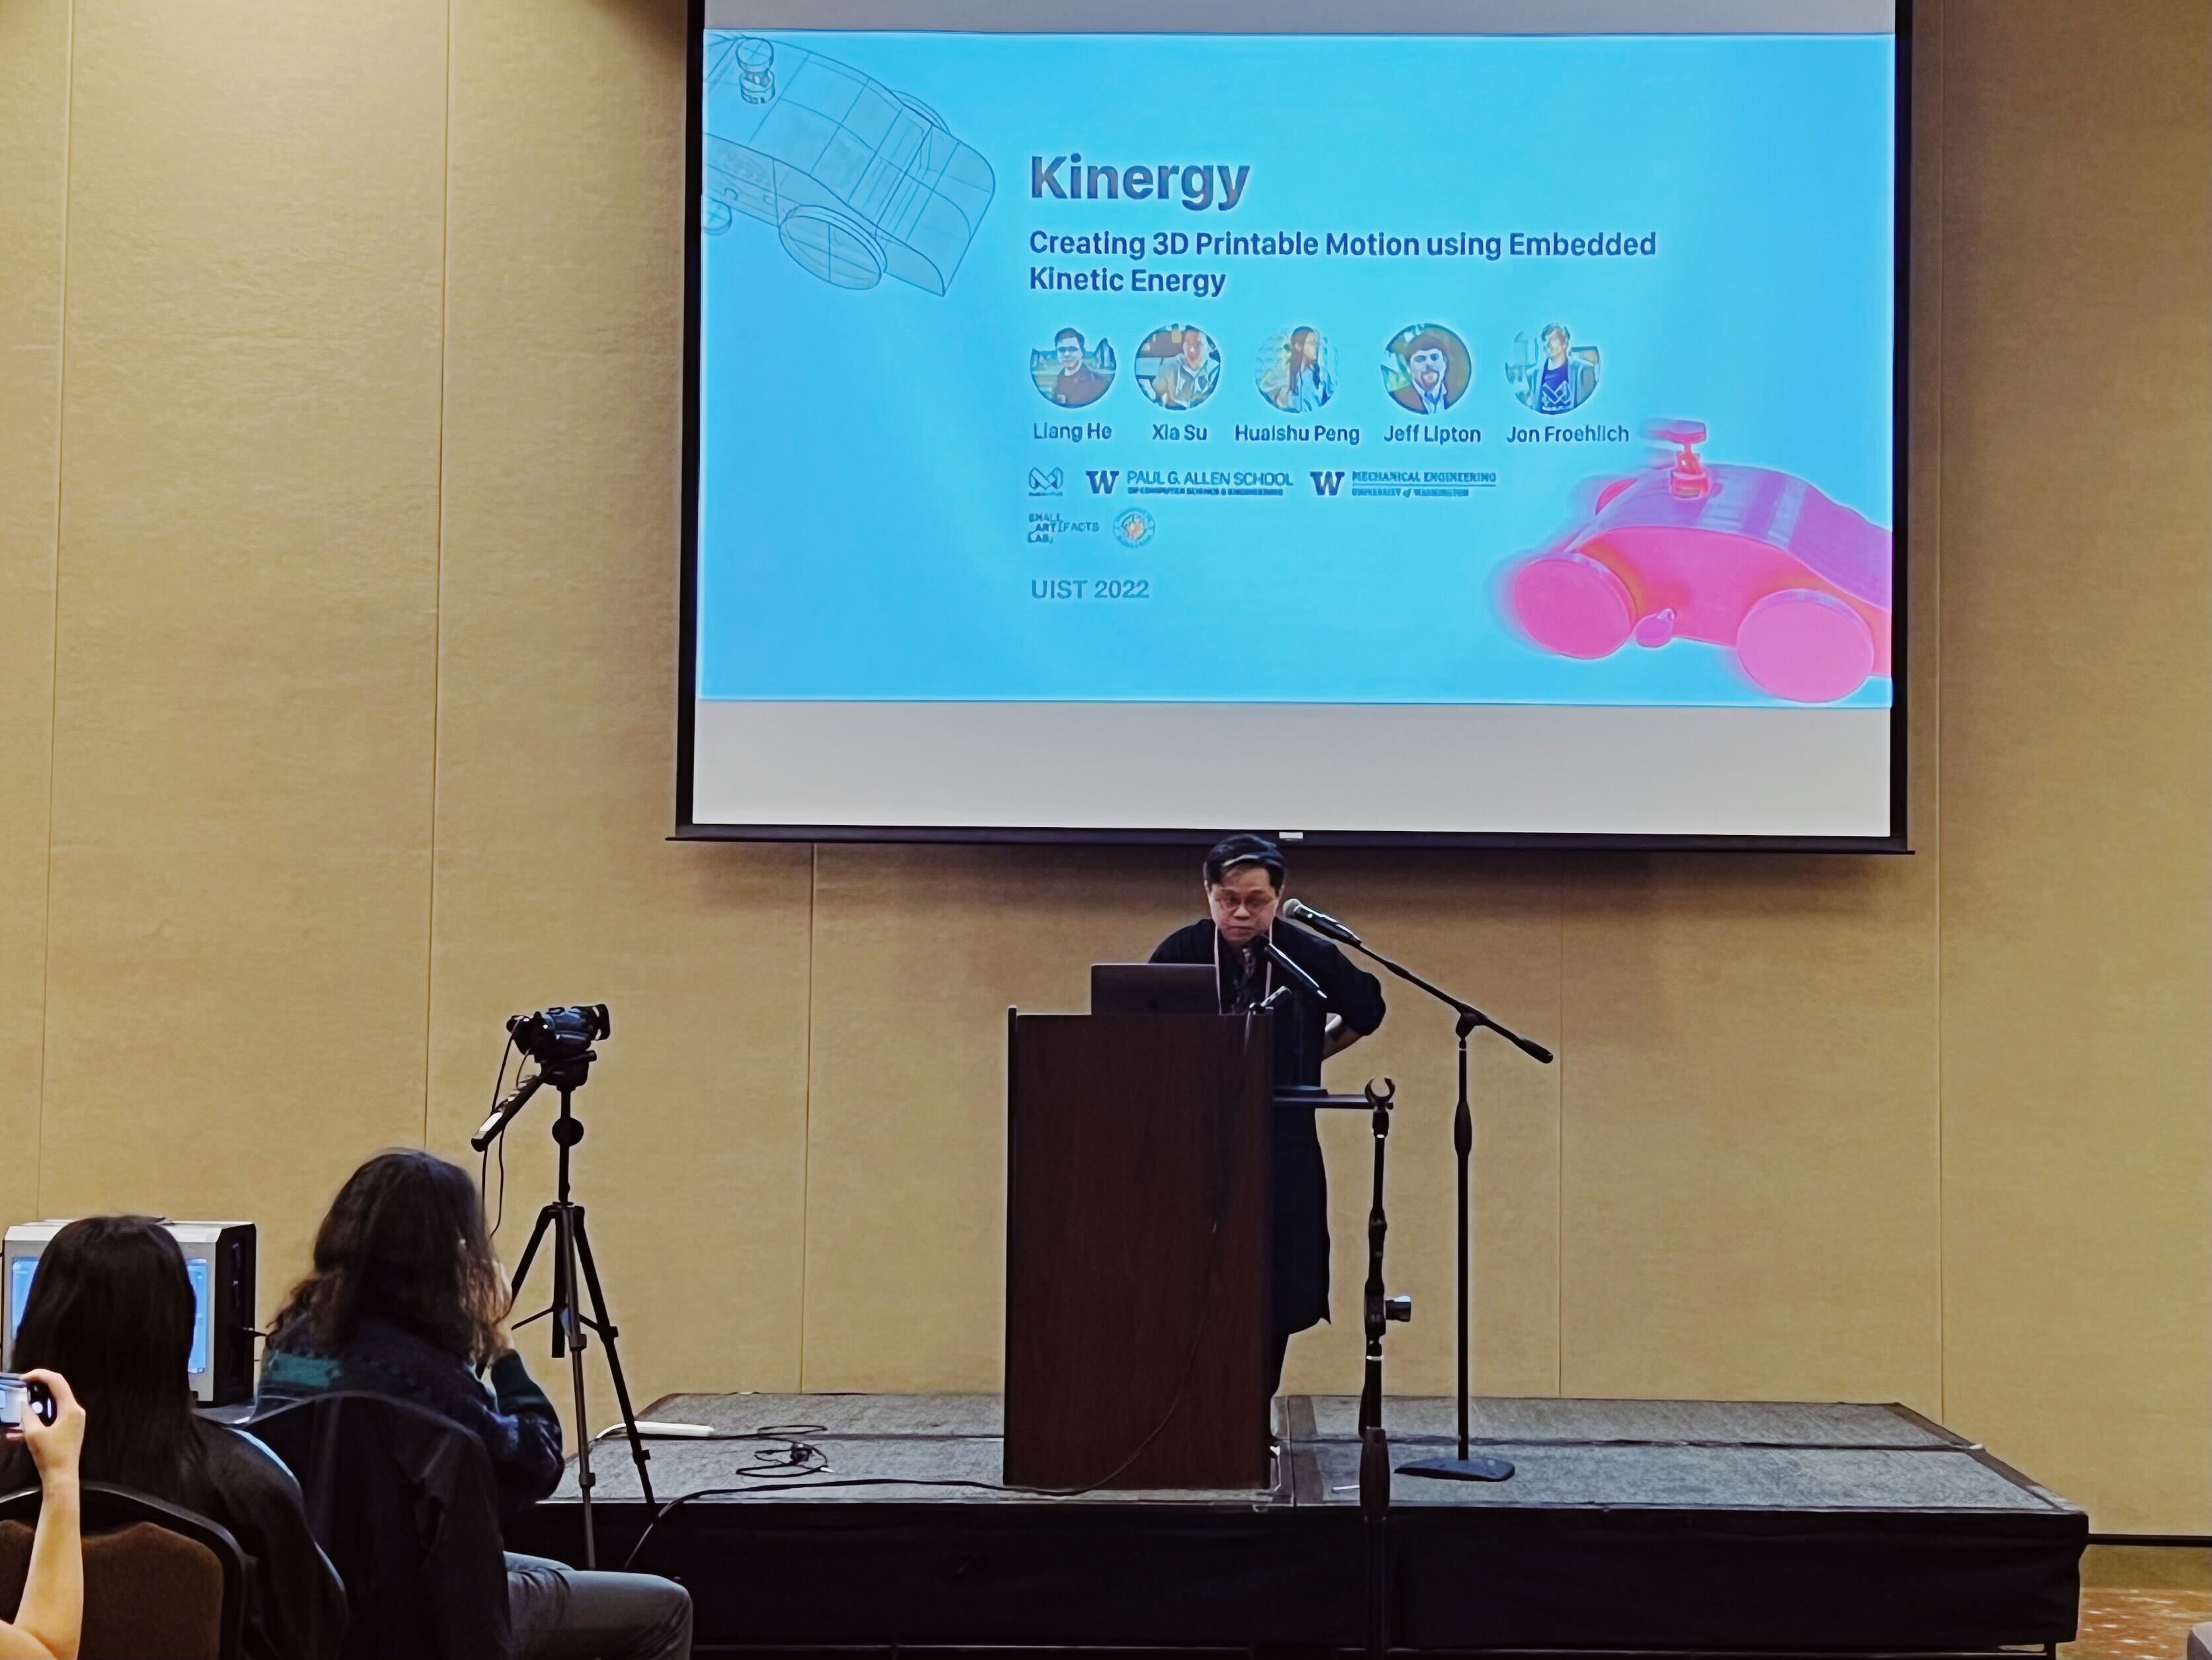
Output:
top-left (1149, 835), bottom-right (1387, 1397)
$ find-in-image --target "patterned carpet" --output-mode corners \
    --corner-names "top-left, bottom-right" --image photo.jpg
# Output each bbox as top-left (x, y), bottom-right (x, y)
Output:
top-left (2063, 1588), bottom-right (2211, 1659)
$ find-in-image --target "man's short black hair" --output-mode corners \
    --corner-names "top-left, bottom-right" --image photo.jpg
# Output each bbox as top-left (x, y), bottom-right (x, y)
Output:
top-left (1203, 834), bottom-right (1284, 891)
top-left (1055, 327), bottom-right (1084, 347)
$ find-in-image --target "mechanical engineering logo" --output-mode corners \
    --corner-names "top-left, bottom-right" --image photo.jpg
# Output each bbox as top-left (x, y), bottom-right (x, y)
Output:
top-left (1112, 507), bottom-right (1156, 548)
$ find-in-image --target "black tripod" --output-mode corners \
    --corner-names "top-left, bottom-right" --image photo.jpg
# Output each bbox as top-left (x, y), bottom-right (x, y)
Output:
top-left (474, 1054), bottom-right (657, 1565)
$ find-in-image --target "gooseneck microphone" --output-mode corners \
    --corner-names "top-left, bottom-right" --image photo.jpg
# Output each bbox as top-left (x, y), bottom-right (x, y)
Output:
top-left (1282, 897), bottom-right (1361, 946)
top-left (1257, 935), bottom-right (1329, 1004)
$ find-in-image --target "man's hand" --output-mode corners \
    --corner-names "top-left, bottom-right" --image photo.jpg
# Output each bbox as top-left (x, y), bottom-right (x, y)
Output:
top-left (1323, 1014), bottom-right (1364, 1060)
top-left (488, 1264), bottom-right (517, 1358)
top-left (10, 1372), bottom-right (83, 1483)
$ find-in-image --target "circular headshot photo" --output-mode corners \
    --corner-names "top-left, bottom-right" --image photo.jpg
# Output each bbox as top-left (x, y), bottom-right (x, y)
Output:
top-left (1032, 327), bottom-right (1117, 409)
top-left (1507, 323), bottom-right (1601, 415)
top-left (1254, 326), bottom-right (1337, 413)
top-left (1137, 324), bottom-right (1221, 411)
top-left (1382, 322), bottom-right (1472, 415)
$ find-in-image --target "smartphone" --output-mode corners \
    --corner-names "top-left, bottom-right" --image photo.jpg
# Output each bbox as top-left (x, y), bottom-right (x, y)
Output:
top-left (0, 1374), bottom-right (54, 1428)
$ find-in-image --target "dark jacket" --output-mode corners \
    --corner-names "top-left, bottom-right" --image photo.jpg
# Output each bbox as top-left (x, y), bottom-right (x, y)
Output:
top-left (259, 1316), bottom-right (563, 1522)
top-left (1149, 918), bottom-right (1387, 1332)
top-left (248, 1391), bottom-right (511, 1660)
top-left (206, 1426), bottom-right (351, 1660)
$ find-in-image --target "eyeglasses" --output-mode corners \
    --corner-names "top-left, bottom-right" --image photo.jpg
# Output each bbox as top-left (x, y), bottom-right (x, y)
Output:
top-left (1212, 893), bottom-right (1276, 916)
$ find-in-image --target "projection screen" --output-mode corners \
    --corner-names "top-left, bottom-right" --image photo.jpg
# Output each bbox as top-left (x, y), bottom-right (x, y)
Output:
top-left (678, 0), bottom-right (1908, 848)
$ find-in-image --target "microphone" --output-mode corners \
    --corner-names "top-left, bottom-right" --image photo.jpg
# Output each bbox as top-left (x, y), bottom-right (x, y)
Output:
top-left (1257, 936), bottom-right (1329, 1004)
top-left (1505, 1031), bottom-right (1556, 1066)
top-left (471, 1072), bottom-right (545, 1154)
top-left (1282, 897), bottom-right (1361, 946)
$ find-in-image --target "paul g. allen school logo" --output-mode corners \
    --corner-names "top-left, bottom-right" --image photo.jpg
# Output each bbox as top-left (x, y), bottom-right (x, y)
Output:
top-left (1112, 507), bottom-right (1156, 548)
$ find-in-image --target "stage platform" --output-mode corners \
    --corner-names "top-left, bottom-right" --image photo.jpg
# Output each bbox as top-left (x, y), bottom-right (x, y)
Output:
top-left (509, 1393), bottom-right (2086, 1657)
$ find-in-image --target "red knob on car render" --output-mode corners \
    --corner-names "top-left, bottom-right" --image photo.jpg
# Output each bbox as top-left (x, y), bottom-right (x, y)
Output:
top-left (1652, 419), bottom-right (1711, 499)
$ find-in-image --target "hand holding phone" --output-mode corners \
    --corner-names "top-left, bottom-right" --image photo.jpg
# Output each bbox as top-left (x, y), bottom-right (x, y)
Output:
top-left (4, 1370), bottom-right (84, 1481)
top-left (0, 1373), bottom-right (52, 1429)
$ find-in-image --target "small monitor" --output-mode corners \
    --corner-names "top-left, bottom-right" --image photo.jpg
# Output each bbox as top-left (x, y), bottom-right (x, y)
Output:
top-left (4, 1221), bottom-right (255, 1407)
top-left (1090, 963), bottom-right (1217, 1016)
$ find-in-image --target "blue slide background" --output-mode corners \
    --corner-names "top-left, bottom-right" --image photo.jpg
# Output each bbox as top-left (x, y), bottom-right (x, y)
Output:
top-left (695, 30), bottom-right (1895, 706)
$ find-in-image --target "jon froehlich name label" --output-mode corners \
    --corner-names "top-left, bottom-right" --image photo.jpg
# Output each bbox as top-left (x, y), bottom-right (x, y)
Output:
top-left (1033, 154), bottom-right (1253, 212)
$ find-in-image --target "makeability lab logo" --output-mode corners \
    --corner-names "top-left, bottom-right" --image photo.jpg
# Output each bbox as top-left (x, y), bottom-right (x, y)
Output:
top-left (1028, 466), bottom-right (1064, 496)
top-left (1112, 507), bottom-right (1156, 548)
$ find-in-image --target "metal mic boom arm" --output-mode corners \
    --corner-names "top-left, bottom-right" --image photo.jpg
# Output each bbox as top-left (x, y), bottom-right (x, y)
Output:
top-left (1340, 939), bottom-right (1550, 1065)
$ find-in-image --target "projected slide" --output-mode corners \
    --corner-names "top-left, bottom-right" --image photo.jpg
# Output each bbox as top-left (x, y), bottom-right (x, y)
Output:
top-left (688, 15), bottom-right (1901, 841)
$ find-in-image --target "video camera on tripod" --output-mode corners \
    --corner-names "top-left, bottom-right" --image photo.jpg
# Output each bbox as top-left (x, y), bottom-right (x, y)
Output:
top-left (472, 1004), bottom-right (609, 1153)
top-left (470, 1001), bottom-right (656, 1563)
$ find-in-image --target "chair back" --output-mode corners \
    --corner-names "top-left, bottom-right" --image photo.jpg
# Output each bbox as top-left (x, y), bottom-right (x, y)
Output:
top-left (249, 1391), bottom-right (509, 1660)
top-left (0, 1481), bottom-right (245, 1660)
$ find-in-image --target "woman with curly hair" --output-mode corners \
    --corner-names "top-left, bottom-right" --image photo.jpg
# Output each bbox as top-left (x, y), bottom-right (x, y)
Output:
top-left (261, 1149), bottom-right (691, 1660)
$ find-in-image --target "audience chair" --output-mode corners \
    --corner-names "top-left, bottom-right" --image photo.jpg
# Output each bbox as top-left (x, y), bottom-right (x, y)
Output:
top-left (250, 1390), bottom-right (511, 1660)
top-left (0, 1481), bottom-right (245, 1660)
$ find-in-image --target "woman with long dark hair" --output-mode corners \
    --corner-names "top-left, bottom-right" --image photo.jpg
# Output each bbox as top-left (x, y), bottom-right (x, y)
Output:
top-left (1269, 326), bottom-right (1332, 412)
top-left (0, 1217), bottom-right (344, 1660)
top-left (263, 1149), bottom-right (692, 1660)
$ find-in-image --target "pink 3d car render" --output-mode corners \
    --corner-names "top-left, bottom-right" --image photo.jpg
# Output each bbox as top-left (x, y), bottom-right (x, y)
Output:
top-left (1507, 421), bottom-right (1893, 704)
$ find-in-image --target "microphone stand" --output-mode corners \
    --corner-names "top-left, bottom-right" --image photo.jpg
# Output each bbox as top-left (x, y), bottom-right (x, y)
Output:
top-left (1357, 1078), bottom-right (1407, 1660)
top-left (1317, 920), bottom-right (1552, 1483)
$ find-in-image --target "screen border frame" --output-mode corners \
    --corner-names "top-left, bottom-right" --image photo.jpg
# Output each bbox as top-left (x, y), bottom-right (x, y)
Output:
top-left (673, 1), bottom-right (1914, 853)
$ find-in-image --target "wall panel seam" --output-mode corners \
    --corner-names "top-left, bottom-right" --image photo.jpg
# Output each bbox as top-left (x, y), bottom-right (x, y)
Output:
top-left (1929, 0), bottom-right (1946, 1425)
top-left (33, 0), bottom-right (81, 1221)
top-left (420, 0), bottom-right (458, 1149)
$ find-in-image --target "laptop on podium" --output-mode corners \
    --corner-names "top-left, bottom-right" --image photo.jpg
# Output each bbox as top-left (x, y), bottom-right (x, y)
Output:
top-left (1089, 963), bottom-right (1216, 1016)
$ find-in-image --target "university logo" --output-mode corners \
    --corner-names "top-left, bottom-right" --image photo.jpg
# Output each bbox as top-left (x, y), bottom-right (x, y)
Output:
top-left (1086, 469), bottom-right (1121, 495)
top-left (1111, 507), bottom-right (1155, 548)
top-left (1310, 470), bottom-right (1346, 496)
top-left (1028, 466), bottom-right (1064, 496)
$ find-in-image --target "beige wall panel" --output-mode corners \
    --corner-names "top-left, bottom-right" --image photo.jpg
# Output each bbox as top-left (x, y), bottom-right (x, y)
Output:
top-left (36, 0), bottom-right (447, 1302)
top-left (430, 0), bottom-right (813, 1426)
top-left (1557, 852), bottom-right (1942, 1406)
top-left (1288, 851), bottom-right (1562, 1399)
top-left (803, 844), bottom-right (1194, 1387)
top-left (1936, 0), bottom-right (2212, 1533)
top-left (0, 0), bottom-right (71, 1234)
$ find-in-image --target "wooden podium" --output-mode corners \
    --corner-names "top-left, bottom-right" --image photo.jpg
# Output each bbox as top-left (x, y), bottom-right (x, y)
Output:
top-left (1002, 1012), bottom-right (1272, 1491)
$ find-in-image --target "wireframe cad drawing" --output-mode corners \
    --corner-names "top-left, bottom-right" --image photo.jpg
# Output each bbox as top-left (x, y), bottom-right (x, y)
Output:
top-left (1506, 420), bottom-right (1894, 705)
top-left (701, 34), bottom-right (996, 294)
